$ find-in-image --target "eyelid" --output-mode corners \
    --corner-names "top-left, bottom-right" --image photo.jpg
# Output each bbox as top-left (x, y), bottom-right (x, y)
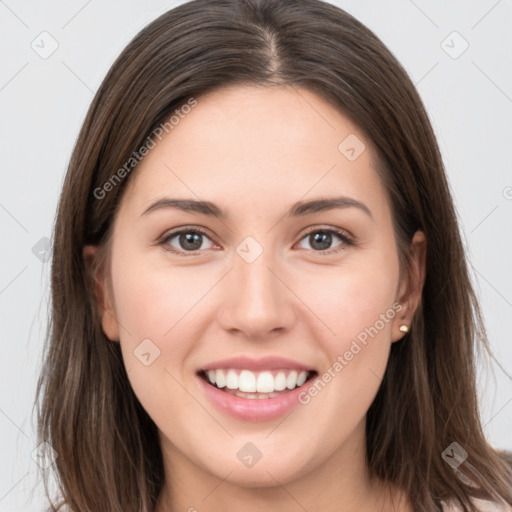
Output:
top-left (300, 224), bottom-right (354, 242)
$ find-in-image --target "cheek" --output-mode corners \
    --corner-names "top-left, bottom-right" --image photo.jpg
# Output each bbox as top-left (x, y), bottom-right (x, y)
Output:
top-left (293, 258), bottom-right (399, 440)
top-left (298, 246), bottom-right (400, 352)
top-left (109, 250), bottom-right (212, 427)
top-left (107, 240), bottom-right (199, 380)
top-left (294, 244), bottom-right (400, 412)
top-left (110, 234), bottom-right (214, 338)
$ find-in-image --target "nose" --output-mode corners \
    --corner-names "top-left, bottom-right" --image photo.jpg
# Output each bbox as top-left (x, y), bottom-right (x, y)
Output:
top-left (217, 250), bottom-right (297, 341)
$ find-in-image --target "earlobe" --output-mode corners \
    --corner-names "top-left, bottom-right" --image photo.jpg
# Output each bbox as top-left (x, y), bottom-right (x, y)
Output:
top-left (82, 245), bottom-right (120, 342)
top-left (392, 230), bottom-right (427, 342)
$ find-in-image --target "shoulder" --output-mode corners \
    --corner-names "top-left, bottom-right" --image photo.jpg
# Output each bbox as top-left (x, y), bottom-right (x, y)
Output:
top-left (440, 497), bottom-right (512, 511)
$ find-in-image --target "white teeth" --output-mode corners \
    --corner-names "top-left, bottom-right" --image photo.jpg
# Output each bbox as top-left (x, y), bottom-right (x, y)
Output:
top-left (239, 370), bottom-right (256, 392)
top-left (297, 371), bottom-right (307, 386)
top-left (286, 370), bottom-right (298, 389)
top-left (215, 369), bottom-right (226, 388)
top-left (274, 372), bottom-right (287, 391)
top-left (226, 370), bottom-right (238, 389)
top-left (233, 390), bottom-right (281, 399)
top-left (256, 371), bottom-right (274, 393)
top-left (204, 369), bottom-right (310, 393)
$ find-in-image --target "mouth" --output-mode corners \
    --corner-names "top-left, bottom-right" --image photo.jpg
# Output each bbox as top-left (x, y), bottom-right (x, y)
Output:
top-left (197, 368), bottom-right (318, 399)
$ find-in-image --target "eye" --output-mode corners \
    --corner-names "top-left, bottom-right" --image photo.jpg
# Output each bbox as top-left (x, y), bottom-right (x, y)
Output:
top-left (159, 225), bottom-right (355, 256)
top-left (159, 227), bottom-right (217, 255)
top-left (296, 226), bottom-right (354, 254)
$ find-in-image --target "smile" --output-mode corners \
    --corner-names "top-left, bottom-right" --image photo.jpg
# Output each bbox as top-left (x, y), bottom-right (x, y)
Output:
top-left (198, 368), bottom-right (317, 399)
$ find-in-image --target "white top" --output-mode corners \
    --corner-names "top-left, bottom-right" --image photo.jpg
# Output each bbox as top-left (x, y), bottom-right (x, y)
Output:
top-left (441, 497), bottom-right (512, 511)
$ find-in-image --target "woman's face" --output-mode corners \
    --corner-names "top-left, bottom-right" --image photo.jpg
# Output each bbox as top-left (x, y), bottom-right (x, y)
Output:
top-left (90, 85), bottom-right (424, 490)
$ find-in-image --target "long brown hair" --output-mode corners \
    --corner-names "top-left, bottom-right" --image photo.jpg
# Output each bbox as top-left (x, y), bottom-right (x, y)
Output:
top-left (35, 1), bottom-right (512, 510)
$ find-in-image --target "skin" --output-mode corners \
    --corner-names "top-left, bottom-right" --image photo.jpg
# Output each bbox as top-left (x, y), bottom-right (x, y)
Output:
top-left (84, 85), bottom-right (426, 511)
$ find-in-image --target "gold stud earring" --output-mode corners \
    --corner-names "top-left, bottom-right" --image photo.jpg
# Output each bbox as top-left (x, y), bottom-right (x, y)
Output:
top-left (399, 325), bottom-right (409, 333)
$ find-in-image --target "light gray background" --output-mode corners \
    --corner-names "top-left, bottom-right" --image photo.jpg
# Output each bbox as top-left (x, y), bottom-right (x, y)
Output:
top-left (1, 1), bottom-right (511, 510)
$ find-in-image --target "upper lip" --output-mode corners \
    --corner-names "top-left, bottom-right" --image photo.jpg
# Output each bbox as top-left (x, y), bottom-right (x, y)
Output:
top-left (199, 356), bottom-right (315, 373)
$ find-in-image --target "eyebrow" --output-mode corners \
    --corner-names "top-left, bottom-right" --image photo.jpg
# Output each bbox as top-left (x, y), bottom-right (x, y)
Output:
top-left (140, 196), bottom-right (373, 220)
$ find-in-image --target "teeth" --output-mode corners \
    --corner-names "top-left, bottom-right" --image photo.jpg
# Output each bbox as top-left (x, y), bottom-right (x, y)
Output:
top-left (215, 369), bottom-right (226, 388)
top-left (274, 372), bottom-right (287, 391)
top-left (225, 370), bottom-right (238, 389)
top-left (297, 371), bottom-right (307, 386)
top-left (239, 370), bottom-right (256, 392)
top-left (204, 369), bottom-right (310, 393)
top-left (286, 370), bottom-right (298, 389)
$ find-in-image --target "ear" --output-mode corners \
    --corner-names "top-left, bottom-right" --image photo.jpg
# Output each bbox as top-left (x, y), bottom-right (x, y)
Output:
top-left (392, 230), bottom-right (427, 342)
top-left (82, 245), bottom-right (120, 342)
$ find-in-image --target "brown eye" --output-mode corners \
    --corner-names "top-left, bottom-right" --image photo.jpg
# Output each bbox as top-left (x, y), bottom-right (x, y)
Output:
top-left (296, 227), bottom-right (354, 253)
top-left (160, 227), bottom-right (216, 255)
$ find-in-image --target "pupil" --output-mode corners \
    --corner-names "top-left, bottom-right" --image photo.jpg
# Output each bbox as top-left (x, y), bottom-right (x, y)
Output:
top-left (180, 232), bottom-right (202, 250)
top-left (311, 231), bottom-right (331, 250)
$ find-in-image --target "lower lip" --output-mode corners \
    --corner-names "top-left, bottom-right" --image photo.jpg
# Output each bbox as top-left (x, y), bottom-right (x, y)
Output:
top-left (196, 374), bottom-right (312, 421)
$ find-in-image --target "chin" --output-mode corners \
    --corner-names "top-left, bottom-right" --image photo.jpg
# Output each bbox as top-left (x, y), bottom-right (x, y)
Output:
top-left (200, 447), bottom-right (315, 488)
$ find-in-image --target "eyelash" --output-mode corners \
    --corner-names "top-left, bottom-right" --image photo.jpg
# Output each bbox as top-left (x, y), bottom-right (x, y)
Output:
top-left (158, 225), bottom-right (356, 257)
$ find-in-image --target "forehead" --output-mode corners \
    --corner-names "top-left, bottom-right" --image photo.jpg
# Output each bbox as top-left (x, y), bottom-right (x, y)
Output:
top-left (120, 85), bottom-right (388, 220)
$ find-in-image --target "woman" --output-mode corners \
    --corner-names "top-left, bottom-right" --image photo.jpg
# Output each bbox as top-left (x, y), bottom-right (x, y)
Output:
top-left (35, 0), bottom-right (512, 510)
